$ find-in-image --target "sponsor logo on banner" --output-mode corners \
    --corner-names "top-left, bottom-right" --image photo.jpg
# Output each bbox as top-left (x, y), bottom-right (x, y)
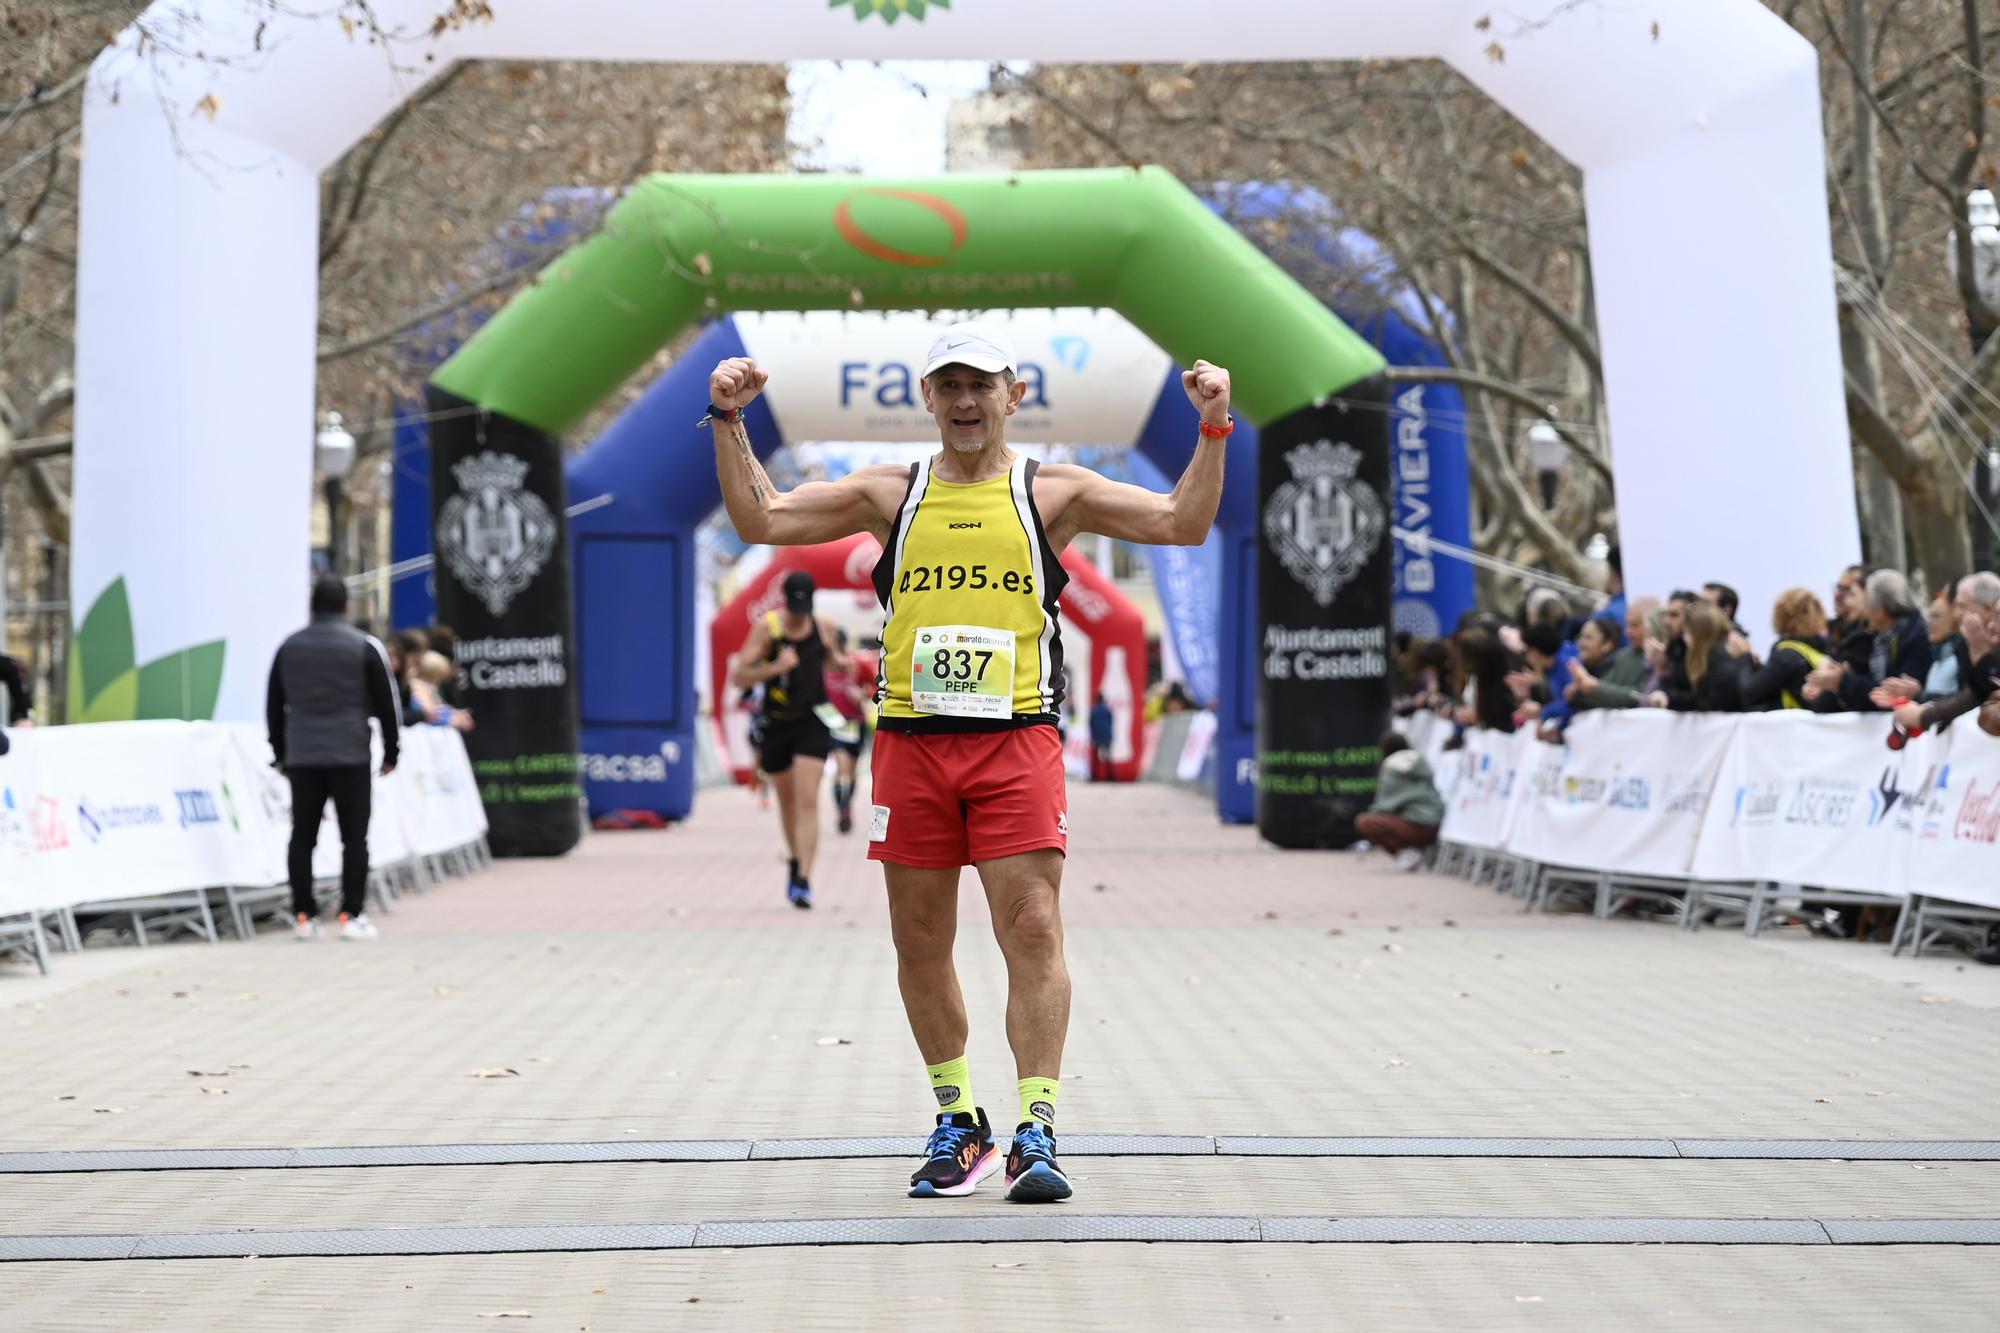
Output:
top-left (30, 795), bottom-right (67, 852)
top-left (436, 452), bottom-right (558, 617)
top-left (1731, 781), bottom-right (1782, 828)
top-left (584, 742), bottom-right (682, 784)
top-left (1391, 385), bottom-right (1440, 637)
top-left (1606, 777), bottom-right (1650, 812)
top-left (1263, 442), bottom-right (1386, 609)
top-left (1661, 775), bottom-right (1709, 817)
top-left (75, 798), bottom-right (166, 843)
top-left (1953, 778), bottom-right (2000, 844)
top-left (1783, 778), bottom-right (1864, 830)
top-left (0, 788), bottom-right (29, 858)
top-left (1919, 765), bottom-right (1954, 841)
top-left (834, 189), bottom-right (968, 267)
top-left (829, 0), bottom-right (950, 25)
top-left (175, 789), bottom-right (221, 830)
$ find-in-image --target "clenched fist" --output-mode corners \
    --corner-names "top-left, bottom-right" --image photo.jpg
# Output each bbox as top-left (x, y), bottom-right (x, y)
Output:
top-left (1182, 359), bottom-right (1231, 427)
top-left (710, 357), bottom-right (769, 412)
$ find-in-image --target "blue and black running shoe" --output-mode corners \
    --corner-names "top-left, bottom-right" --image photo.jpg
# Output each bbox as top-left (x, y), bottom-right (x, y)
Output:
top-left (787, 877), bottom-right (813, 910)
top-left (908, 1108), bottom-right (999, 1198)
top-left (1005, 1121), bottom-right (1072, 1202)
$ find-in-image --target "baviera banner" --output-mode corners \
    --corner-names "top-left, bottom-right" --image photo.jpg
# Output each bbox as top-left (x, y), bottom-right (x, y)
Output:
top-left (426, 387), bottom-right (582, 857)
top-left (1256, 376), bottom-right (1394, 847)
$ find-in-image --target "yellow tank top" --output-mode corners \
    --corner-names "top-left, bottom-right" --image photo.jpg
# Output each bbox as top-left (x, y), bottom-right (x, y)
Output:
top-left (872, 455), bottom-right (1069, 730)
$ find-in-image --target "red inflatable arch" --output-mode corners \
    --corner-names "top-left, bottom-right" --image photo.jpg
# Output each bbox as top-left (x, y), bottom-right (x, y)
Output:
top-left (709, 534), bottom-right (1148, 782)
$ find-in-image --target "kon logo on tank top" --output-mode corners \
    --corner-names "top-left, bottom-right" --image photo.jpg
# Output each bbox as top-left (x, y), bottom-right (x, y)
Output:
top-left (872, 456), bottom-right (1069, 730)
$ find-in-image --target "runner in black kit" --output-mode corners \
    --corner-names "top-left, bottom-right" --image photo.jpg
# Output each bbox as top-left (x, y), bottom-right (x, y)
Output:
top-left (729, 570), bottom-right (848, 907)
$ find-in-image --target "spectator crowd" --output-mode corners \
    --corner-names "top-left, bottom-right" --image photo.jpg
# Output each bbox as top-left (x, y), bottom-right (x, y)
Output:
top-left (1395, 548), bottom-right (2000, 744)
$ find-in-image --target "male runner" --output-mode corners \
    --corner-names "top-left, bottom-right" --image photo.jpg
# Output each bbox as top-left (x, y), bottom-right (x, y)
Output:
top-left (709, 323), bottom-right (1231, 1201)
top-left (728, 569), bottom-right (848, 908)
top-left (824, 628), bottom-right (875, 834)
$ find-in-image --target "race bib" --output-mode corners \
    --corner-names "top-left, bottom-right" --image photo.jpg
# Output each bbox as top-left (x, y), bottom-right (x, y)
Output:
top-left (812, 702), bottom-right (846, 732)
top-left (911, 625), bottom-right (1016, 719)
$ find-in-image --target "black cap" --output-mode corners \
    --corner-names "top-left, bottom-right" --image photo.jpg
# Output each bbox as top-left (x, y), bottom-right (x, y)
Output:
top-left (782, 570), bottom-right (816, 614)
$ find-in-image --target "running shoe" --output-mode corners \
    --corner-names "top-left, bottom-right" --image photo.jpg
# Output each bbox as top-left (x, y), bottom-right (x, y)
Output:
top-left (1005, 1121), bottom-right (1073, 1203)
top-left (787, 878), bottom-right (814, 910)
top-left (909, 1108), bottom-right (1000, 1198)
top-left (338, 913), bottom-right (379, 941)
top-left (292, 913), bottom-right (321, 942)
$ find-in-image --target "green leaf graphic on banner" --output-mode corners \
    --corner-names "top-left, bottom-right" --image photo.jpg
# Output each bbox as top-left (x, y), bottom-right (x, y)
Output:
top-left (74, 668), bottom-right (138, 724)
top-left (68, 578), bottom-right (228, 722)
top-left (830, 0), bottom-right (947, 23)
top-left (73, 576), bottom-right (136, 705)
top-left (135, 642), bottom-right (227, 721)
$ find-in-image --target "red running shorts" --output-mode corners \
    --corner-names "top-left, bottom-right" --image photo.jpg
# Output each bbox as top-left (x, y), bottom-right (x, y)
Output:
top-left (866, 726), bottom-right (1069, 869)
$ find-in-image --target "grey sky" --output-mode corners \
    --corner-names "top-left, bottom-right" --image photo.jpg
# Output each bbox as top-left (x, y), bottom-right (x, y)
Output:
top-left (787, 60), bottom-right (998, 175)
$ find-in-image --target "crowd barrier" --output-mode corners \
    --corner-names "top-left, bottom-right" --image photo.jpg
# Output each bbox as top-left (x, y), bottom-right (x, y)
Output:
top-left (1420, 709), bottom-right (2000, 953)
top-left (0, 721), bottom-right (489, 972)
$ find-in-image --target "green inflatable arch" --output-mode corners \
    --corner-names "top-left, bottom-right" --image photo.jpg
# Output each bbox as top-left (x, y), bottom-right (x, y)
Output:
top-left (427, 167), bottom-right (1393, 854)
top-left (434, 167), bottom-right (1382, 429)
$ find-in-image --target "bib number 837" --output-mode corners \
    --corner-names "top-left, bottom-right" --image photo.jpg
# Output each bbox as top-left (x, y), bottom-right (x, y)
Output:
top-left (932, 648), bottom-right (993, 682)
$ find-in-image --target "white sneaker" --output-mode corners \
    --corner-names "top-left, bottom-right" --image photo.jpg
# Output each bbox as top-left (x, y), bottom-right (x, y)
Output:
top-left (338, 914), bottom-right (379, 941)
top-left (292, 914), bottom-right (321, 941)
top-left (1392, 848), bottom-right (1424, 873)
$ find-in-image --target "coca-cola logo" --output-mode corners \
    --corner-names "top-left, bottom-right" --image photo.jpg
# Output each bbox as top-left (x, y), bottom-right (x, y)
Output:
top-left (1953, 778), bottom-right (2000, 845)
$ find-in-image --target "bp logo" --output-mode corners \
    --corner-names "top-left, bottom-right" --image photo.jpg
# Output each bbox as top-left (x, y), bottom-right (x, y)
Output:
top-left (1263, 441), bottom-right (1384, 608)
top-left (830, 0), bottom-right (949, 22)
top-left (436, 452), bottom-right (557, 617)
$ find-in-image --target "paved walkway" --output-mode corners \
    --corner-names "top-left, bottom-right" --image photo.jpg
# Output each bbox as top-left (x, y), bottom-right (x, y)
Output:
top-left (5, 783), bottom-right (2000, 1329)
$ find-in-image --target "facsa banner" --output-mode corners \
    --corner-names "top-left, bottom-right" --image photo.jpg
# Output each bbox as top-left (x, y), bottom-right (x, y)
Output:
top-left (735, 309), bottom-right (1172, 446)
top-left (1439, 725), bottom-right (1529, 851)
top-left (1507, 712), bottom-right (1736, 878)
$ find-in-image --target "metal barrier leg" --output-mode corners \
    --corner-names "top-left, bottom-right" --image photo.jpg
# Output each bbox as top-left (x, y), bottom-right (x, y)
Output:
top-left (1594, 873), bottom-right (1613, 918)
top-left (1745, 882), bottom-right (1768, 939)
top-left (1889, 896), bottom-right (1916, 956)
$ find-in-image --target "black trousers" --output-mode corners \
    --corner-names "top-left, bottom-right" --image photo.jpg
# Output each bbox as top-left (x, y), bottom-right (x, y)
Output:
top-left (288, 765), bottom-right (371, 919)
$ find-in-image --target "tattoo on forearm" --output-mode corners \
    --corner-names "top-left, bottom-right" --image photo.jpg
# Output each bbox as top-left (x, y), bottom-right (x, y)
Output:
top-left (733, 421), bottom-right (769, 505)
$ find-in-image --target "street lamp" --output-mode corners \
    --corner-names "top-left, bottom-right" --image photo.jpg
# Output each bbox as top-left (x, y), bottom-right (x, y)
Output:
top-left (1526, 419), bottom-right (1564, 509)
top-left (315, 411), bottom-right (356, 576)
top-left (1950, 187), bottom-right (2000, 570)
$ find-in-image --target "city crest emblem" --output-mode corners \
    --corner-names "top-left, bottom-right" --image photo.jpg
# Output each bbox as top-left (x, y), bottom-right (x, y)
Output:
top-left (436, 452), bottom-right (557, 616)
top-left (1262, 441), bottom-right (1383, 608)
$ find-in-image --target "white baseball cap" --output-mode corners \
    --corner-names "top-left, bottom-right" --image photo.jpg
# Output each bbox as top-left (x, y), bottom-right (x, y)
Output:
top-left (922, 322), bottom-right (1018, 378)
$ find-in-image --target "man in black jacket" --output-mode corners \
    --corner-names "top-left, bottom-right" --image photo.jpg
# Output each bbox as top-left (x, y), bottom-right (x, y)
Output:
top-left (1808, 569), bottom-right (1932, 713)
top-left (267, 576), bottom-right (401, 940)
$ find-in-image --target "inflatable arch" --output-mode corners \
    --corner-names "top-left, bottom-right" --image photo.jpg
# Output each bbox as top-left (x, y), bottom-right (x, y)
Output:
top-left (419, 167), bottom-right (1389, 854)
top-left (79, 0), bottom-right (1859, 852)
top-left (705, 533), bottom-right (1150, 787)
top-left (388, 193), bottom-right (1477, 829)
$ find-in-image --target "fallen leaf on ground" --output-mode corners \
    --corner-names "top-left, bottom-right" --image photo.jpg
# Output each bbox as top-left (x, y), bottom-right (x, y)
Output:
top-left (1259, 911), bottom-right (1279, 920)
top-left (469, 1068), bottom-right (519, 1079)
top-left (187, 1070), bottom-right (231, 1077)
top-left (477, 1313), bottom-right (532, 1320)
top-left (1815, 1097), bottom-right (1833, 1104)
top-left (1527, 1048), bottom-right (1566, 1056)
top-left (1442, 919), bottom-right (1458, 928)
top-left (93, 1107), bottom-right (127, 1114)
top-left (434, 987), bottom-right (454, 997)
top-left (1386, 1059), bottom-right (1408, 1069)
top-left (1383, 943), bottom-right (1405, 954)
top-left (55, 1095), bottom-right (75, 1101)
top-left (1919, 996), bottom-right (1944, 1005)
top-left (815, 1037), bottom-right (852, 1047)
top-left (1515, 1296), bottom-right (1543, 1304)
top-left (200, 1087), bottom-right (229, 1096)
top-left (1326, 928), bottom-right (1344, 937)
top-left (993, 1261), bottom-right (1026, 1268)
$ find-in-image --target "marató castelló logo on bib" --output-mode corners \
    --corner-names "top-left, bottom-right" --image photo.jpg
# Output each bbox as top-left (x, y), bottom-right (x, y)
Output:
top-left (1263, 441), bottom-right (1384, 608)
top-left (436, 452), bottom-right (557, 617)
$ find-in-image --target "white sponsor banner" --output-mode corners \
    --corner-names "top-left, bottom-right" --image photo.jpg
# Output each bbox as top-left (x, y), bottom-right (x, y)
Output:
top-left (1508, 712), bottom-right (1737, 877)
top-left (0, 733), bottom-right (51, 917)
top-left (1908, 723), bottom-right (2000, 911)
top-left (735, 309), bottom-right (1172, 446)
top-left (0, 722), bottom-right (486, 920)
top-left (1690, 712), bottom-right (1925, 896)
top-left (1438, 726), bottom-right (1533, 851)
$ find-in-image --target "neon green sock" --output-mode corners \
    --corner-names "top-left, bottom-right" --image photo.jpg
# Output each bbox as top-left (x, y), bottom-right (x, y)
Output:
top-left (927, 1055), bottom-right (974, 1119)
top-left (1018, 1077), bottom-right (1059, 1129)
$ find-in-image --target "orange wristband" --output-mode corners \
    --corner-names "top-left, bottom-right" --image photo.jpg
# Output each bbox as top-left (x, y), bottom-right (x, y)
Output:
top-left (1198, 417), bottom-right (1234, 439)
